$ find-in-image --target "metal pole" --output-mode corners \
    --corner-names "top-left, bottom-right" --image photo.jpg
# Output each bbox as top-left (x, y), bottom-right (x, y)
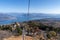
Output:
top-left (22, 28), bottom-right (24, 40)
top-left (28, 0), bottom-right (30, 16)
top-left (22, 0), bottom-right (30, 40)
top-left (27, 0), bottom-right (30, 21)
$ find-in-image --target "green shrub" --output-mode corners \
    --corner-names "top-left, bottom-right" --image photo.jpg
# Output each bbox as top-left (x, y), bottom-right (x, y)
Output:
top-left (16, 27), bottom-right (22, 35)
top-left (47, 31), bottom-right (57, 39)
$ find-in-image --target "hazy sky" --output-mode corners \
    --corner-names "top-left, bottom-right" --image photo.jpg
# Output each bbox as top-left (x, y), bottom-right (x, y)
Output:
top-left (0, 0), bottom-right (60, 14)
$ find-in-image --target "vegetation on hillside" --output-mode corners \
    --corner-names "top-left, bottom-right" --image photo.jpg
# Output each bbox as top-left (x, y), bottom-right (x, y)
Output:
top-left (0, 20), bottom-right (60, 40)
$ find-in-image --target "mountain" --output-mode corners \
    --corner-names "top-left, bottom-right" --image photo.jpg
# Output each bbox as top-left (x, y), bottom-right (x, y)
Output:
top-left (6, 13), bottom-right (53, 19)
top-left (0, 13), bottom-right (16, 21)
top-left (1, 13), bottom-right (60, 21)
top-left (31, 18), bottom-right (60, 27)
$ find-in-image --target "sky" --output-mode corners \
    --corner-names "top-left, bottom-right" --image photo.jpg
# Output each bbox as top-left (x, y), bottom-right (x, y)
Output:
top-left (0, 0), bottom-right (60, 14)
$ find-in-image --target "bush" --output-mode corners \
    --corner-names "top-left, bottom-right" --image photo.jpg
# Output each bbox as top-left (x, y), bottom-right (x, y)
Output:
top-left (47, 31), bottom-right (57, 39)
top-left (0, 25), bottom-right (12, 31)
top-left (16, 27), bottom-right (22, 35)
top-left (54, 27), bottom-right (60, 33)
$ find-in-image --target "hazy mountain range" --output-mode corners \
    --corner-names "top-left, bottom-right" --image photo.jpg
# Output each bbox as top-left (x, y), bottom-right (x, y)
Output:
top-left (1, 13), bottom-right (60, 20)
top-left (0, 13), bottom-right (60, 24)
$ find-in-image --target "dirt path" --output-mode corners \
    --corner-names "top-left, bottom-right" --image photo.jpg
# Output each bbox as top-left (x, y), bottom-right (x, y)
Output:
top-left (0, 30), bottom-right (38, 40)
top-left (4, 36), bottom-right (34, 40)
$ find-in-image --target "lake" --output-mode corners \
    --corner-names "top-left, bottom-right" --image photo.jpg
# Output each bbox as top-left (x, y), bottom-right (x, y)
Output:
top-left (0, 13), bottom-right (59, 25)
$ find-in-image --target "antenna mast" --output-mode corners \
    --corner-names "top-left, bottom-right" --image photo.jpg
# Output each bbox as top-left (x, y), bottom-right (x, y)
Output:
top-left (22, 0), bottom-right (30, 40)
top-left (28, 0), bottom-right (30, 15)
